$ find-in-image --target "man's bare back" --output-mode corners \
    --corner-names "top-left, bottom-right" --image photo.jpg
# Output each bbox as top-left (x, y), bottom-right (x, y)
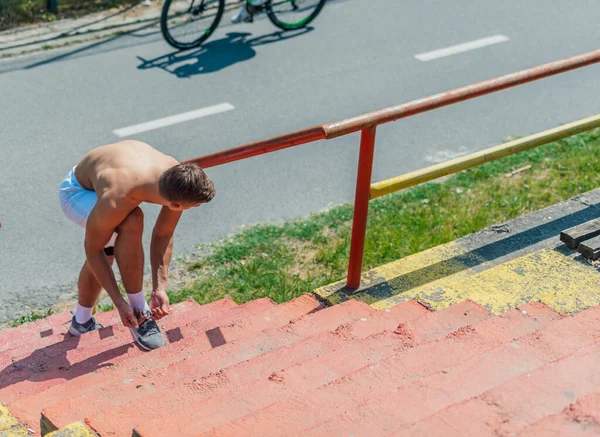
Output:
top-left (74, 140), bottom-right (179, 207)
top-left (59, 140), bottom-right (215, 349)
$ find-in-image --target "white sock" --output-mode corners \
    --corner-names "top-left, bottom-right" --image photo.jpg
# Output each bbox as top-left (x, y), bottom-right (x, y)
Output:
top-left (74, 303), bottom-right (94, 324)
top-left (127, 291), bottom-right (150, 312)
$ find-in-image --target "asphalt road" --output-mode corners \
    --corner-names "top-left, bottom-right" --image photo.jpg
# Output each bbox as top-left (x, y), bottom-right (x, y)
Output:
top-left (1, 0), bottom-right (599, 322)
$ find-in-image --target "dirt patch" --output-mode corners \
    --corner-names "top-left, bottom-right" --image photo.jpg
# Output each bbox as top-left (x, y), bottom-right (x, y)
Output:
top-left (444, 325), bottom-right (476, 340)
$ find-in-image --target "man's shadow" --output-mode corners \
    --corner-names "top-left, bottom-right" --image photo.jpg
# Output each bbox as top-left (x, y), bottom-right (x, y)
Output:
top-left (0, 326), bottom-right (132, 393)
top-left (137, 27), bottom-right (313, 78)
top-left (0, 317), bottom-right (222, 395)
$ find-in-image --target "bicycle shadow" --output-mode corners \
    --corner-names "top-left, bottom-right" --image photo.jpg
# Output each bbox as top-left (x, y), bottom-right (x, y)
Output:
top-left (137, 27), bottom-right (313, 78)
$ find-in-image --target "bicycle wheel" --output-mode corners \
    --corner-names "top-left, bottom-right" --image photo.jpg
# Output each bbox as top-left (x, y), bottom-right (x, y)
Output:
top-left (161, 0), bottom-right (225, 50)
top-left (266, 0), bottom-right (326, 30)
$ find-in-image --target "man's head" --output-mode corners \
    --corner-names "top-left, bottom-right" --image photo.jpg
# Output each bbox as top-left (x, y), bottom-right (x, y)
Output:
top-left (159, 163), bottom-right (215, 211)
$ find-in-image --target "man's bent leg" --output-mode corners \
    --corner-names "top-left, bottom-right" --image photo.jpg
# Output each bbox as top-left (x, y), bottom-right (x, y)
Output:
top-left (77, 260), bottom-right (102, 309)
top-left (114, 207), bottom-right (147, 310)
top-left (77, 256), bottom-right (116, 308)
top-left (115, 208), bottom-right (165, 350)
top-left (60, 165), bottom-right (112, 336)
top-left (69, 257), bottom-right (115, 336)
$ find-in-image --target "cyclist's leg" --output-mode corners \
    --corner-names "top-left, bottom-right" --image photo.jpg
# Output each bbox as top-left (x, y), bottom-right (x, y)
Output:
top-left (231, 2), bottom-right (251, 23)
top-left (231, 0), bottom-right (269, 24)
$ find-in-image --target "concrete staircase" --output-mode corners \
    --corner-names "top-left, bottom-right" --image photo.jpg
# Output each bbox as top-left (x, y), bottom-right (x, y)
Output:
top-left (1, 290), bottom-right (599, 436)
top-left (4, 188), bottom-right (600, 436)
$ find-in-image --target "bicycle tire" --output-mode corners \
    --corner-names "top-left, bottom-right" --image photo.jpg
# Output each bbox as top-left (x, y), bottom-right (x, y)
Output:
top-left (266, 0), bottom-right (326, 30)
top-left (161, 0), bottom-right (225, 50)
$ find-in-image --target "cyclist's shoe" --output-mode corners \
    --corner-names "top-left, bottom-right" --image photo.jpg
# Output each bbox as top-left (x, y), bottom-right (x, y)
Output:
top-left (130, 310), bottom-right (166, 351)
top-left (140, 0), bottom-right (152, 6)
top-left (68, 316), bottom-right (103, 336)
top-left (231, 5), bottom-right (252, 23)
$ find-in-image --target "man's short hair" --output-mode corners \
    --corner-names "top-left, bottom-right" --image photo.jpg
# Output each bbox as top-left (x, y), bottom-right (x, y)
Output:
top-left (159, 163), bottom-right (215, 204)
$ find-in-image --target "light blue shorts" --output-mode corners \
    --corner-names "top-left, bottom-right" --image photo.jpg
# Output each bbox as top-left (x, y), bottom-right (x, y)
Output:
top-left (59, 166), bottom-right (117, 248)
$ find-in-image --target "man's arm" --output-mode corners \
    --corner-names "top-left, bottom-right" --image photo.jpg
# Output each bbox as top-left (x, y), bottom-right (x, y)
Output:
top-left (150, 206), bottom-right (183, 319)
top-left (85, 196), bottom-right (139, 327)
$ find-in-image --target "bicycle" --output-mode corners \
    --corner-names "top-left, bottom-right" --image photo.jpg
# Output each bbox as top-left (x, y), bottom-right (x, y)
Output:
top-left (160, 0), bottom-right (326, 50)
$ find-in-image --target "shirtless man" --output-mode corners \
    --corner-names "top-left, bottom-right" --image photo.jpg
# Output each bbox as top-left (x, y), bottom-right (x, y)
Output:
top-left (59, 141), bottom-right (215, 350)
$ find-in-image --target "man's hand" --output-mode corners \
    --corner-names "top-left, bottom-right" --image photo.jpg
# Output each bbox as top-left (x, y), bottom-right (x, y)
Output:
top-left (117, 301), bottom-right (138, 328)
top-left (150, 290), bottom-right (170, 320)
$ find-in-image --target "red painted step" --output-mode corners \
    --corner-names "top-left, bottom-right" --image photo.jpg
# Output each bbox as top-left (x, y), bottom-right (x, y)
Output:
top-left (6, 297), bottom-right (273, 432)
top-left (0, 308), bottom-right (123, 359)
top-left (203, 303), bottom-right (561, 437)
top-left (0, 298), bottom-right (232, 356)
top-left (0, 310), bottom-right (75, 353)
top-left (394, 299), bottom-right (490, 344)
top-left (330, 300), bottom-right (429, 339)
top-left (518, 392), bottom-right (600, 437)
top-left (298, 304), bottom-right (600, 437)
top-left (132, 301), bottom-right (490, 437)
top-left (46, 297), bottom-right (359, 433)
top-left (0, 299), bottom-right (216, 368)
top-left (395, 345), bottom-right (600, 436)
top-left (39, 294), bottom-right (322, 431)
top-left (0, 297), bottom-right (234, 365)
top-left (86, 300), bottom-right (429, 437)
top-left (1, 298), bottom-right (200, 400)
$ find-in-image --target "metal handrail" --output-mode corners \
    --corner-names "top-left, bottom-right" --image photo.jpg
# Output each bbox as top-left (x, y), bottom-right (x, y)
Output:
top-left (184, 48), bottom-right (600, 290)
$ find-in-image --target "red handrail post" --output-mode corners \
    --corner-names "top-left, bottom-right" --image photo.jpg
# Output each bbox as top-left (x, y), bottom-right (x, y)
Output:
top-left (346, 126), bottom-right (377, 290)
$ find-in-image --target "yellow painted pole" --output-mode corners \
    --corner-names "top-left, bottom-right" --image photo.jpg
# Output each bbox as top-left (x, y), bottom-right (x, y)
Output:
top-left (370, 114), bottom-right (600, 199)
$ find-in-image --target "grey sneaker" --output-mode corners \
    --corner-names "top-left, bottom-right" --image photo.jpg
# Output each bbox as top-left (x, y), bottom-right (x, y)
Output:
top-left (68, 316), bottom-right (103, 336)
top-left (130, 310), bottom-right (166, 351)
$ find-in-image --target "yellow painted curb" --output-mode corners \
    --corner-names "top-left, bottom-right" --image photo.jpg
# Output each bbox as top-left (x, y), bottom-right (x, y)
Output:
top-left (0, 404), bottom-right (29, 436)
top-left (316, 235), bottom-right (600, 315)
top-left (315, 240), bottom-right (485, 305)
top-left (45, 422), bottom-right (97, 437)
top-left (372, 249), bottom-right (600, 314)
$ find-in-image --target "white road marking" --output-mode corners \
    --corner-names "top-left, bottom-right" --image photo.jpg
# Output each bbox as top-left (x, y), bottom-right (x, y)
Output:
top-left (415, 35), bottom-right (510, 61)
top-left (113, 102), bottom-right (235, 137)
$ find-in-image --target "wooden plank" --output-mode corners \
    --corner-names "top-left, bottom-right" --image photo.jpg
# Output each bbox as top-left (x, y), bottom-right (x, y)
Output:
top-left (560, 218), bottom-right (600, 249)
top-left (577, 235), bottom-right (600, 259)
